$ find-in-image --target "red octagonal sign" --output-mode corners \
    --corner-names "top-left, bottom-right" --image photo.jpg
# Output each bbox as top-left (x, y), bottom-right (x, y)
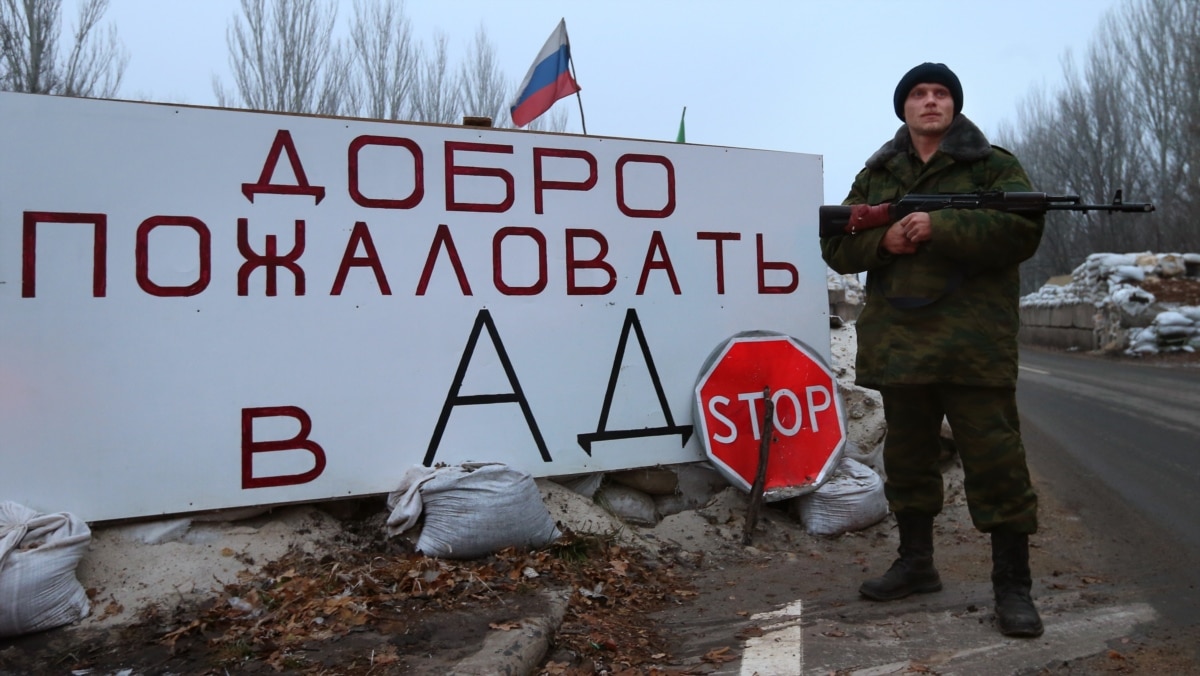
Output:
top-left (694, 333), bottom-right (846, 501)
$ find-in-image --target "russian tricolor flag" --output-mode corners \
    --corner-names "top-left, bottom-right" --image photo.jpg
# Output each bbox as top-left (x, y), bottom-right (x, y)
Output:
top-left (510, 19), bottom-right (580, 128)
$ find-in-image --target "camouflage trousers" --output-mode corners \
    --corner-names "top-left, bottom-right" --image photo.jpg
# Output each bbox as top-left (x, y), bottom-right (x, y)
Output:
top-left (880, 384), bottom-right (1038, 534)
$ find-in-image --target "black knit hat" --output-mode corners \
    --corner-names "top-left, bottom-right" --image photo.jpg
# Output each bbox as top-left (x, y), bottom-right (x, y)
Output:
top-left (893, 62), bottom-right (962, 121)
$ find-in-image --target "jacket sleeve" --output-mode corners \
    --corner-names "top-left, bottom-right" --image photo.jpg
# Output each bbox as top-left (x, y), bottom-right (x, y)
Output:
top-left (819, 168), bottom-right (894, 275)
top-left (926, 151), bottom-right (1044, 269)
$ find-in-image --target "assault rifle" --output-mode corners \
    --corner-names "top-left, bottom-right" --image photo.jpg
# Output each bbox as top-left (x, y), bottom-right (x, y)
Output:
top-left (818, 190), bottom-right (1154, 238)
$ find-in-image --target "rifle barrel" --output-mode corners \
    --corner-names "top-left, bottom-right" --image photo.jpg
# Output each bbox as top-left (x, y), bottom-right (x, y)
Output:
top-left (1044, 203), bottom-right (1155, 212)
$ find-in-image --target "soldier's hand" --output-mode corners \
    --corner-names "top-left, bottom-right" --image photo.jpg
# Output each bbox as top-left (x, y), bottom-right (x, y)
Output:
top-left (897, 212), bottom-right (932, 243)
top-left (881, 221), bottom-right (920, 255)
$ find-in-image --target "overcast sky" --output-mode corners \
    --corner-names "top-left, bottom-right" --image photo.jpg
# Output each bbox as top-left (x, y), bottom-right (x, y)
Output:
top-left (104, 0), bottom-right (1121, 203)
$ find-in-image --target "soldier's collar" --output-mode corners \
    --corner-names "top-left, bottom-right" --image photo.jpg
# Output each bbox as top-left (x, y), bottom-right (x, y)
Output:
top-left (865, 115), bottom-right (991, 170)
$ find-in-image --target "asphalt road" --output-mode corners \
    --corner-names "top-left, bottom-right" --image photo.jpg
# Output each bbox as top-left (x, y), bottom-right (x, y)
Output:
top-left (739, 348), bottom-right (1200, 675)
top-left (1017, 347), bottom-right (1200, 627)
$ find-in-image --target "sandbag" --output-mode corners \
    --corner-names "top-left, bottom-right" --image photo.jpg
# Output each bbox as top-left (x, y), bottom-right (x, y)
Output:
top-left (386, 465), bottom-right (453, 535)
top-left (791, 458), bottom-right (888, 537)
top-left (0, 501), bottom-right (92, 637)
top-left (595, 483), bottom-right (659, 526)
top-left (388, 464), bottom-right (561, 559)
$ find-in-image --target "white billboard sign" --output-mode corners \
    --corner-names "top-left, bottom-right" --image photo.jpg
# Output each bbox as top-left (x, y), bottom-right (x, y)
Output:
top-left (0, 92), bottom-right (827, 522)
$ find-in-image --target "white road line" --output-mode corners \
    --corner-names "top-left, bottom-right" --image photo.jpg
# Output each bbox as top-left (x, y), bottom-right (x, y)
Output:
top-left (740, 600), bottom-right (803, 676)
top-left (1019, 365), bottom-right (1051, 375)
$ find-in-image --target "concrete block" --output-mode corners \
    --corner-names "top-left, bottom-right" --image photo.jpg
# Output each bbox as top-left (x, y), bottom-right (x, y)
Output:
top-left (1018, 325), bottom-right (1095, 351)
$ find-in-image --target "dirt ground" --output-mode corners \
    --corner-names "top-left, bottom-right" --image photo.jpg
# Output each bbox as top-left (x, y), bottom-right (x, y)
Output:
top-left (3, 447), bottom-right (1200, 676)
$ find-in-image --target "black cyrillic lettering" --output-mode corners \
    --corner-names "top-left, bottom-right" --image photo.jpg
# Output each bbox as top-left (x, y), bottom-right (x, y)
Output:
top-left (424, 309), bottom-right (551, 465)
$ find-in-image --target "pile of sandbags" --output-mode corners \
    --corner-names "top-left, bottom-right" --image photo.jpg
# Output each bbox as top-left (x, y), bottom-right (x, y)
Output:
top-left (1021, 252), bottom-right (1200, 354)
top-left (1127, 307), bottom-right (1200, 354)
top-left (1023, 252), bottom-right (1196, 308)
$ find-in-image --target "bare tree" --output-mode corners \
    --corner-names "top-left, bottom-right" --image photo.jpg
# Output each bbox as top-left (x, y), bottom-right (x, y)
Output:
top-left (1106, 0), bottom-right (1200, 252)
top-left (458, 24), bottom-right (507, 125)
top-left (407, 31), bottom-right (460, 123)
top-left (0, 0), bottom-right (126, 97)
top-left (415, 22), bottom-right (571, 130)
top-left (214, 0), bottom-right (348, 115)
top-left (1001, 0), bottom-right (1199, 291)
top-left (345, 0), bottom-right (415, 120)
top-left (217, 0), bottom-right (574, 132)
top-left (997, 88), bottom-right (1083, 289)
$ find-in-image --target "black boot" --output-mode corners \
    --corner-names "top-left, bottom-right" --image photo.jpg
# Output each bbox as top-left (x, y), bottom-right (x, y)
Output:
top-left (860, 512), bottom-right (942, 601)
top-left (991, 531), bottom-right (1044, 637)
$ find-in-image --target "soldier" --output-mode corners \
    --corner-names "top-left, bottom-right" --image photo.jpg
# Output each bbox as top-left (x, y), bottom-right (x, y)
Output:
top-left (820, 62), bottom-right (1045, 637)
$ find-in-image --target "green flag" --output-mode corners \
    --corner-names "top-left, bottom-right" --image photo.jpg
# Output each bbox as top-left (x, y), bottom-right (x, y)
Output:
top-left (675, 106), bottom-right (686, 143)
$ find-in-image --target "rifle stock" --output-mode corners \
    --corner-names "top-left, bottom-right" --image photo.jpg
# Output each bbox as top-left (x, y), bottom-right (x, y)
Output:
top-left (818, 190), bottom-right (1155, 238)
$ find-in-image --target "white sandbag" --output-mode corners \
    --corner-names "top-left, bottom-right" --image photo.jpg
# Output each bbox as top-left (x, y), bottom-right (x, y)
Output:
top-left (0, 502), bottom-right (92, 637)
top-left (654, 463), bottom-right (729, 517)
top-left (793, 458), bottom-right (888, 537)
top-left (1155, 311), bottom-right (1194, 327)
top-left (551, 472), bottom-right (605, 499)
top-left (1111, 265), bottom-right (1145, 283)
top-left (595, 483), bottom-right (659, 526)
top-left (392, 464), bottom-right (561, 559)
top-left (385, 465), bottom-right (456, 536)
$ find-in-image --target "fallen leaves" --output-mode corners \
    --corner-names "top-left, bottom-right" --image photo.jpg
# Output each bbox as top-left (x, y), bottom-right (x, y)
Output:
top-left (490, 620), bottom-right (523, 631)
top-left (367, 645), bottom-right (400, 667)
top-left (701, 646), bottom-right (738, 664)
top-left (610, 558), bottom-right (630, 576)
top-left (131, 528), bottom-right (687, 674)
top-left (95, 598), bottom-right (123, 621)
top-left (734, 626), bottom-right (765, 640)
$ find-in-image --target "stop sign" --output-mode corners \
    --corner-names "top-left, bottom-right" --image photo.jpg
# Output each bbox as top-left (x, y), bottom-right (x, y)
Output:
top-left (694, 332), bottom-right (846, 501)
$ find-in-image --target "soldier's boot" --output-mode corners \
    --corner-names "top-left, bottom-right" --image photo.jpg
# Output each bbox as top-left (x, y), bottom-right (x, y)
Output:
top-left (991, 531), bottom-right (1044, 637)
top-left (859, 512), bottom-right (943, 601)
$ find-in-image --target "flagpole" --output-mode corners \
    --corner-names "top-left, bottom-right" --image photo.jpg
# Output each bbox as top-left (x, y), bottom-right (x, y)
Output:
top-left (561, 19), bottom-right (588, 135)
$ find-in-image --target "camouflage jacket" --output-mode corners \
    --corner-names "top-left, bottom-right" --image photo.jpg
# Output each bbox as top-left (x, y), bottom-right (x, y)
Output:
top-left (820, 115), bottom-right (1044, 389)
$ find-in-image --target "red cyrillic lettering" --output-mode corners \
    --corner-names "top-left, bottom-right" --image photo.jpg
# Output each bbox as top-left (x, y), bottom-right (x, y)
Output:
top-left (565, 228), bottom-right (616, 295)
top-left (330, 221), bottom-right (391, 295)
top-left (615, 154), bottom-right (676, 218)
top-left (241, 130), bottom-right (326, 204)
top-left (444, 141), bottom-right (514, 213)
top-left (533, 147), bottom-right (597, 214)
top-left (493, 227), bottom-right (547, 296)
top-left (237, 218), bottom-right (306, 296)
top-left (757, 233), bottom-right (798, 294)
top-left (22, 211), bottom-right (107, 298)
top-left (241, 406), bottom-right (327, 489)
top-left (636, 230), bottom-right (681, 295)
top-left (416, 223), bottom-right (472, 295)
top-left (348, 135), bottom-right (424, 209)
top-left (697, 232), bottom-right (741, 295)
top-left (135, 216), bottom-right (211, 297)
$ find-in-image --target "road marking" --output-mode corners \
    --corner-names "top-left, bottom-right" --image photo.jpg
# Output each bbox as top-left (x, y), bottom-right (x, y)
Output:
top-left (801, 597), bottom-right (1157, 675)
top-left (1019, 365), bottom-right (1051, 375)
top-left (740, 600), bottom-right (803, 675)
